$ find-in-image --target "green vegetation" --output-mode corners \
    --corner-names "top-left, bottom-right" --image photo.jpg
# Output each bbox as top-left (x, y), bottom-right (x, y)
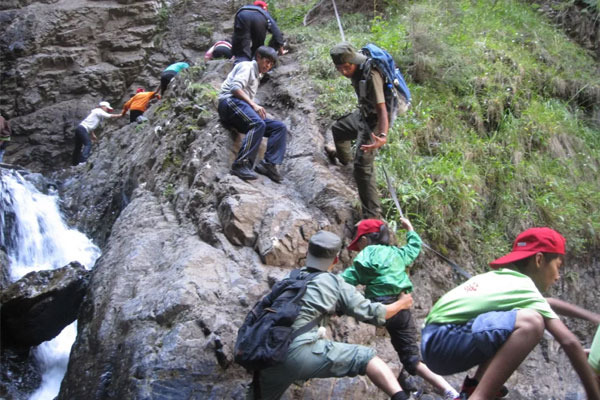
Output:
top-left (196, 22), bottom-right (213, 38)
top-left (157, 1), bottom-right (170, 31)
top-left (163, 182), bottom-right (175, 198)
top-left (186, 81), bottom-right (218, 106)
top-left (162, 151), bottom-right (182, 171)
top-left (277, 0), bottom-right (600, 267)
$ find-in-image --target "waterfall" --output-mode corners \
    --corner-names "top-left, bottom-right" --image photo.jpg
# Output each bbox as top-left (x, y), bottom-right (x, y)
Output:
top-left (0, 170), bottom-right (101, 400)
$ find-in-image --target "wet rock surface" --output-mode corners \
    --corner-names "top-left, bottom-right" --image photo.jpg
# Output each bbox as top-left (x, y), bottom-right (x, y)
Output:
top-left (0, 347), bottom-right (41, 400)
top-left (1, 261), bottom-right (90, 348)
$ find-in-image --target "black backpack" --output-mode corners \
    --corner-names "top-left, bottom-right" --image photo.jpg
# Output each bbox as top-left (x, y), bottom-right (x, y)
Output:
top-left (234, 269), bottom-right (324, 371)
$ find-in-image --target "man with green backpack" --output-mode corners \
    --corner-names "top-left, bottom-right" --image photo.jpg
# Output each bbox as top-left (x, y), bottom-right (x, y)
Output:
top-left (326, 42), bottom-right (410, 218)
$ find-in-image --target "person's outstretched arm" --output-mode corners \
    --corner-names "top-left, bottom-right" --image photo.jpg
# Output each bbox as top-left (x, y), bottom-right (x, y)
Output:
top-left (266, 15), bottom-right (284, 51)
top-left (546, 318), bottom-right (600, 399)
top-left (546, 297), bottom-right (600, 324)
top-left (121, 97), bottom-right (133, 116)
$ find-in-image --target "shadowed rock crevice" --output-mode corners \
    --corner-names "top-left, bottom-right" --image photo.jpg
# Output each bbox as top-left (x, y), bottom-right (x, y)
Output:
top-left (1, 261), bottom-right (90, 349)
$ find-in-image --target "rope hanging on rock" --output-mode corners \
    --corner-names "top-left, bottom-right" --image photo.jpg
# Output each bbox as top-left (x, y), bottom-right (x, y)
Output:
top-left (382, 165), bottom-right (472, 280)
top-left (331, 0), bottom-right (345, 42)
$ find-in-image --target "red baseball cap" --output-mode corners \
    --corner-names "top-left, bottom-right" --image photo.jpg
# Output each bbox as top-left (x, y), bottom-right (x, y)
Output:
top-left (489, 227), bottom-right (566, 268)
top-left (136, 88), bottom-right (145, 93)
top-left (254, 0), bottom-right (268, 10)
top-left (348, 219), bottom-right (385, 251)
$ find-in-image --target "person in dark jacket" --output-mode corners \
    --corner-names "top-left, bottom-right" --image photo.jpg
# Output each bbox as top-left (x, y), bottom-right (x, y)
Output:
top-left (231, 1), bottom-right (286, 63)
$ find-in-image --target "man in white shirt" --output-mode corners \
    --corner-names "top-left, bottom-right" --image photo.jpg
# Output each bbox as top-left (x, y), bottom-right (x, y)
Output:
top-left (72, 101), bottom-right (122, 166)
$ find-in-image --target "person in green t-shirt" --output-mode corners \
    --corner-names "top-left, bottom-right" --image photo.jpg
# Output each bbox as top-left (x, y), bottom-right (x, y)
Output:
top-left (421, 227), bottom-right (600, 400)
top-left (591, 327), bottom-right (600, 380)
top-left (342, 218), bottom-right (459, 400)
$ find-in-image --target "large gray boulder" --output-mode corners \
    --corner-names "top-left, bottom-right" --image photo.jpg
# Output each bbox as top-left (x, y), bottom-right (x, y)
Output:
top-left (1, 261), bottom-right (90, 349)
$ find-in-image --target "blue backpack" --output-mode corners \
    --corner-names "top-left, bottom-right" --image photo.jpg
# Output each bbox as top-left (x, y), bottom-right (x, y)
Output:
top-left (360, 43), bottom-right (411, 124)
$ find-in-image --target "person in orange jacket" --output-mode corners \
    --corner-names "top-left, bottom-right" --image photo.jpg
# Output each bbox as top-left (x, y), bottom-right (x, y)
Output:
top-left (121, 88), bottom-right (161, 123)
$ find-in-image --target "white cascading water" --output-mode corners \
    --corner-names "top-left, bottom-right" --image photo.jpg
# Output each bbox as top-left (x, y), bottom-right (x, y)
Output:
top-left (1, 170), bottom-right (101, 400)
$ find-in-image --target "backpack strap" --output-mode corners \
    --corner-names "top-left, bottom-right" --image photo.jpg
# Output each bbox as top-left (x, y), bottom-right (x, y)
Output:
top-left (289, 270), bottom-right (325, 340)
top-left (357, 59), bottom-right (376, 118)
top-left (290, 314), bottom-right (323, 340)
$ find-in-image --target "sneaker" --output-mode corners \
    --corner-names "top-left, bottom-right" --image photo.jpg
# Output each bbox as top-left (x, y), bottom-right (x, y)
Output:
top-left (231, 160), bottom-right (257, 180)
top-left (255, 160), bottom-right (282, 183)
top-left (460, 375), bottom-right (508, 399)
top-left (443, 389), bottom-right (461, 400)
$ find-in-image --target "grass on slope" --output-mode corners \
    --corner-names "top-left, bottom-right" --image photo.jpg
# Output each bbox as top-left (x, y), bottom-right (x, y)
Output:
top-left (270, 0), bottom-right (600, 269)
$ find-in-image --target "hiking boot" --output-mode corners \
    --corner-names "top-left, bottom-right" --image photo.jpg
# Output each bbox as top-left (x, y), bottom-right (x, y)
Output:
top-left (324, 144), bottom-right (338, 164)
top-left (460, 375), bottom-right (508, 399)
top-left (397, 369), bottom-right (419, 394)
top-left (255, 160), bottom-right (282, 183)
top-left (231, 160), bottom-right (257, 181)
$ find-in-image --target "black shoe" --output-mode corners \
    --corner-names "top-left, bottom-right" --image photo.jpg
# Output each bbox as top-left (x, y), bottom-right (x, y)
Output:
top-left (231, 160), bottom-right (257, 180)
top-left (460, 375), bottom-right (508, 399)
top-left (260, 72), bottom-right (271, 84)
top-left (255, 160), bottom-right (282, 183)
top-left (398, 369), bottom-right (419, 394)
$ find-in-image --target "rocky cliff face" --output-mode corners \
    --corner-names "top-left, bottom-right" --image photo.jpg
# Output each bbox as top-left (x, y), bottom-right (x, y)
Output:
top-left (0, 0), bottom-right (233, 172)
top-left (1, 1), bottom-right (599, 399)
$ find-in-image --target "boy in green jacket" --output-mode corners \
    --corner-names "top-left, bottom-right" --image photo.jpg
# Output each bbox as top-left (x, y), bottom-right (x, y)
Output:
top-left (342, 218), bottom-right (459, 400)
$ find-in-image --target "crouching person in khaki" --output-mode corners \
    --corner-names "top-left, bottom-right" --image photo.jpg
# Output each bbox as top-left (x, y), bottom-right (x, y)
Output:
top-left (249, 230), bottom-right (414, 400)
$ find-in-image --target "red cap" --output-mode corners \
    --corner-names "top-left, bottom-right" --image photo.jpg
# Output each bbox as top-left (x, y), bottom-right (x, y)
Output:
top-left (348, 219), bottom-right (385, 251)
top-left (136, 88), bottom-right (144, 93)
top-left (489, 227), bottom-right (566, 268)
top-left (254, 0), bottom-right (268, 10)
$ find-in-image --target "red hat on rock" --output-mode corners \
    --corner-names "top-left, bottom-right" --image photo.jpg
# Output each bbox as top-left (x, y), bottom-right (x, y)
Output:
top-left (254, 1), bottom-right (268, 10)
top-left (348, 219), bottom-right (385, 251)
top-left (489, 227), bottom-right (566, 268)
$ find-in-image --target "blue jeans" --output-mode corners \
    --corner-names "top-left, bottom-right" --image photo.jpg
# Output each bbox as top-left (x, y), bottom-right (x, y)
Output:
top-left (218, 97), bottom-right (287, 166)
top-left (72, 125), bottom-right (91, 165)
top-left (421, 310), bottom-right (517, 375)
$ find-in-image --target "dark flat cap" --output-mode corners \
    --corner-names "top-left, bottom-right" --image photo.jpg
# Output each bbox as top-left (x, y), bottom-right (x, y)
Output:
top-left (306, 231), bottom-right (342, 271)
top-left (330, 42), bottom-right (367, 65)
